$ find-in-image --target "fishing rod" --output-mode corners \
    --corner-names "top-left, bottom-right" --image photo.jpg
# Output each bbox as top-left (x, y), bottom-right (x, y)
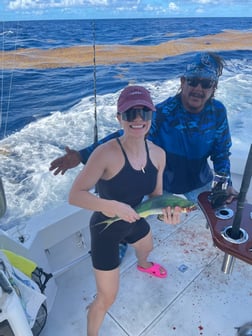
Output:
top-left (229, 144), bottom-right (252, 239)
top-left (0, 176), bottom-right (7, 218)
top-left (92, 21), bottom-right (99, 194)
top-left (92, 20), bottom-right (98, 144)
top-left (1, 21), bottom-right (20, 139)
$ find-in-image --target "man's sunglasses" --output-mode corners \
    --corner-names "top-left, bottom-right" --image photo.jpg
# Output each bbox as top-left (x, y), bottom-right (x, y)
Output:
top-left (186, 77), bottom-right (216, 89)
top-left (121, 107), bottom-right (153, 122)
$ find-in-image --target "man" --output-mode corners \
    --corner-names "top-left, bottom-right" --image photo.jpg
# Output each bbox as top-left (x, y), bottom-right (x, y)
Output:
top-left (50, 52), bottom-right (237, 257)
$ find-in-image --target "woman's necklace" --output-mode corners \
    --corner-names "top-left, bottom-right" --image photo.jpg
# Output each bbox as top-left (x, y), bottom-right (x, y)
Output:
top-left (119, 137), bottom-right (146, 173)
top-left (129, 157), bottom-right (146, 173)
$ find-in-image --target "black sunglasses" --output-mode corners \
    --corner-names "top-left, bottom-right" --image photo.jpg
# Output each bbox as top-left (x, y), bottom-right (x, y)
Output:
top-left (121, 107), bottom-right (153, 122)
top-left (186, 77), bottom-right (216, 89)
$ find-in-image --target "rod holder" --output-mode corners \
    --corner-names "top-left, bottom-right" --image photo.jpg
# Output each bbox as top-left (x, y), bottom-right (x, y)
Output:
top-left (220, 226), bottom-right (249, 274)
top-left (215, 207), bottom-right (234, 220)
top-left (221, 226), bottom-right (248, 244)
top-left (221, 253), bottom-right (236, 274)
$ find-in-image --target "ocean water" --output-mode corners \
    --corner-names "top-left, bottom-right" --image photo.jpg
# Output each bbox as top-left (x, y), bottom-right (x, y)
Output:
top-left (0, 17), bottom-right (252, 231)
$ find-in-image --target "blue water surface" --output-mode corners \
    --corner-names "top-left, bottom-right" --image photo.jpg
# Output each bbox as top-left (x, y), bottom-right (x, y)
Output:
top-left (0, 18), bottom-right (252, 229)
top-left (1, 17), bottom-right (252, 138)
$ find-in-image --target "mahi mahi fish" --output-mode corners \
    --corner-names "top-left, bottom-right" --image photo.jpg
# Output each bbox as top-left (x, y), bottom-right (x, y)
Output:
top-left (95, 193), bottom-right (196, 231)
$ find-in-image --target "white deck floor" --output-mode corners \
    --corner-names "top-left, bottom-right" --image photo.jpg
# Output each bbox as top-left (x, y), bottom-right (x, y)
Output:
top-left (40, 209), bottom-right (252, 336)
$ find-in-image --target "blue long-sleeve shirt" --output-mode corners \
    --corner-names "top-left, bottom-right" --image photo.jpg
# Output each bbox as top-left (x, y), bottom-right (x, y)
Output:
top-left (79, 94), bottom-right (232, 194)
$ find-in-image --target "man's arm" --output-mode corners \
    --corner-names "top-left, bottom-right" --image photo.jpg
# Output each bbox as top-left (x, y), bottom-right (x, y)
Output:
top-left (78, 129), bottom-right (123, 164)
top-left (210, 103), bottom-right (238, 202)
top-left (49, 130), bottom-right (123, 175)
top-left (210, 103), bottom-right (232, 178)
top-left (49, 146), bottom-right (82, 175)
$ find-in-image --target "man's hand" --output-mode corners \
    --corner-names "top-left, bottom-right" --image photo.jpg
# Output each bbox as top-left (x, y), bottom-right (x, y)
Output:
top-left (226, 186), bottom-right (239, 203)
top-left (49, 146), bottom-right (82, 175)
top-left (209, 185), bottom-right (239, 208)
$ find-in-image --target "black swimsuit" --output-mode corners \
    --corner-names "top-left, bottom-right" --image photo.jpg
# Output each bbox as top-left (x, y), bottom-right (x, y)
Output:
top-left (90, 138), bottom-right (158, 270)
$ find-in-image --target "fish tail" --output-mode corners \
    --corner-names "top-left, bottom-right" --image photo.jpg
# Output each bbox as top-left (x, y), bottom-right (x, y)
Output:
top-left (98, 223), bottom-right (111, 233)
top-left (94, 216), bottom-right (120, 229)
top-left (94, 220), bottom-right (113, 233)
top-left (94, 219), bottom-right (109, 226)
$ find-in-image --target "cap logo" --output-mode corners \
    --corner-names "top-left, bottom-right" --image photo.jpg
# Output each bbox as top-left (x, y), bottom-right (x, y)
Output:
top-left (200, 53), bottom-right (212, 67)
top-left (129, 91), bottom-right (143, 96)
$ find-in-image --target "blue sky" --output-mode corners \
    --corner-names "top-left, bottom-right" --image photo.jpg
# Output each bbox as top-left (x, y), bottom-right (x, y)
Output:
top-left (1, 0), bottom-right (251, 21)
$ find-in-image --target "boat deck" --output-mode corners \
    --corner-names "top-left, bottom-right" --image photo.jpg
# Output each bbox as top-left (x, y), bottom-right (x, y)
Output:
top-left (40, 209), bottom-right (252, 336)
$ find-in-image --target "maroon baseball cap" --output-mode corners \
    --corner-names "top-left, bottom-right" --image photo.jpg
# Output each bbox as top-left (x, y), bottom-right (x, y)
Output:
top-left (117, 85), bottom-right (156, 113)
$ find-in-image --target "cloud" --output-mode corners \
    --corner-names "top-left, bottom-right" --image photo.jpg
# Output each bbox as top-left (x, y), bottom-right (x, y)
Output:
top-left (195, 7), bottom-right (204, 14)
top-left (8, 0), bottom-right (109, 10)
top-left (4, 0), bottom-right (250, 19)
top-left (193, 0), bottom-right (214, 3)
top-left (192, 0), bottom-right (230, 3)
top-left (168, 2), bottom-right (180, 11)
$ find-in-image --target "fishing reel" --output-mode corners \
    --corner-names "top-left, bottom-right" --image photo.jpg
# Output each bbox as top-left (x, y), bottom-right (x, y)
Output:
top-left (208, 174), bottom-right (230, 209)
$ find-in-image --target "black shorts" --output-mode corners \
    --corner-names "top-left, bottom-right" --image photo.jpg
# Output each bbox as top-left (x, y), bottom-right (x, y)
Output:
top-left (90, 212), bottom-right (150, 271)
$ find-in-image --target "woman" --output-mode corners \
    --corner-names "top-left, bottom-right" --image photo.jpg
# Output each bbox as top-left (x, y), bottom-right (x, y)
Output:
top-left (69, 85), bottom-right (181, 336)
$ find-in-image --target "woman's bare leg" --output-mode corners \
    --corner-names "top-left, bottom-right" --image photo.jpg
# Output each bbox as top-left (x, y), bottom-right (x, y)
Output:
top-left (132, 231), bottom-right (153, 268)
top-left (87, 267), bottom-right (119, 336)
top-left (132, 231), bottom-right (166, 275)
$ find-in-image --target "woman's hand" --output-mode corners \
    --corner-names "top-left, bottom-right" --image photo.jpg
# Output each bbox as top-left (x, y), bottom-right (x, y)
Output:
top-left (102, 201), bottom-right (141, 223)
top-left (162, 206), bottom-right (181, 225)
